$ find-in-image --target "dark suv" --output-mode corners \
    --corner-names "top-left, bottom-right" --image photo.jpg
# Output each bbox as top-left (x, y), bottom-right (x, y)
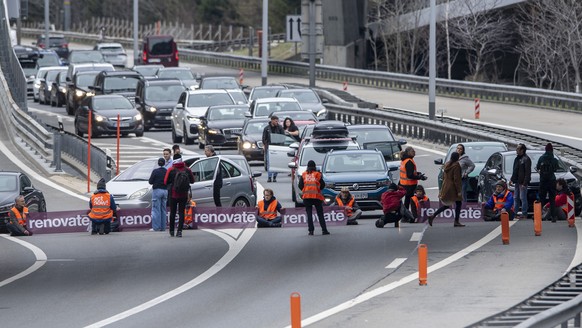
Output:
top-left (92, 70), bottom-right (142, 104)
top-left (135, 78), bottom-right (185, 130)
top-left (35, 34), bottom-right (69, 59)
top-left (66, 70), bottom-right (101, 115)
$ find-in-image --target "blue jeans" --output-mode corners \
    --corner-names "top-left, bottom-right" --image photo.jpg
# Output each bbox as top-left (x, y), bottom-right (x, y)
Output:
top-left (265, 149), bottom-right (277, 179)
top-left (461, 178), bottom-right (469, 202)
top-left (256, 216), bottom-right (282, 227)
top-left (151, 188), bottom-right (168, 231)
top-left (514, 183), bottom-right (528, 215)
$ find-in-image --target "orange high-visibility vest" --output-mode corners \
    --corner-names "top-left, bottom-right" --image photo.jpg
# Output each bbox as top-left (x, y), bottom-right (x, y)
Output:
top-left (399, 158), bottom-right (417, 186)
top-left (336, 196), bottom-right (355, 216)
top-left (258, 199), bottom-right (279, 220)
top-left (11, 206), bottom-right (29, 226)
top-left (493, 190), bottom-right (513, 211)
top-left (411, 195), bottom-right (429, 216)
top-left (301, 171), bottom-right (324, 201)
top-left (185, 200), bottom-right (197, 224)
top-left (89, 192), bottom-right (113, 219)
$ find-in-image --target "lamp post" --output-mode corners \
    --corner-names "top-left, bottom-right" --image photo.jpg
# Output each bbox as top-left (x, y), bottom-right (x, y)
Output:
top-left (133, 0), bottom-right (139, 67)
top-left (428, 0), bottom-right (436, 120)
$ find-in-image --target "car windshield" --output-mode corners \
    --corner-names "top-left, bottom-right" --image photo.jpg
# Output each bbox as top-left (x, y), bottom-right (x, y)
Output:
top-left (503, 153), bottom-right (568, 175)
top-left (70, 51), bottom-right (103, 64)
top-left (115, 159), bottom-right (157, 181)
top-left (243, 121), bottom-right (268, 134)
top-left (57, 73), bottom-right (67, 83)
top-left (201, 78), bottom-right (239, 89)
top-left (134, 66), bottom-right (161, 77)
top-left (100, 46), bottom-right (124, 53)
top-left (324, 153), bottom-right (386, 173)
top-left (280, 91), bottom-right (319, 103)
top-left (208, 106), bottom-right (248, 121)
top-left (281, 112), bottom-right (317, 122)
top-left (157, 69), bottom-right (194, 80)
top-left (22, 67), bottom-right (38, 77)
top-left (45, 70), bottom-right (64, 82)
top-left (350, 128), bottom-right (395, 144)
top-left (300, 144), bottom-right (359, 166)
top-left (187, 93), bottom-right (234, 107)
top-left (94, 97), bottom-right (134, 110)
top-left (255, 102), bottom-right (301, 117)
top-left (37, 54), bottom-right (60, 67)
top-left (76, 73), bottom-right (98, 88)
top-left (448, 144), bottom-right (507, 163)
top-left (103, 76), bottom-right (140, 93)
top-left (228, 91), bottom-right (247, 104)
top-left (147, 37), bottom-right (174, 55)
top-left (250, 87), bottom-right (285, 100)
top-left (145, 85), bottom-right (185, 101)
top-left (0, 175), bottom-right (17, 192)
top-left (48, 37), bottom-right (66, 46)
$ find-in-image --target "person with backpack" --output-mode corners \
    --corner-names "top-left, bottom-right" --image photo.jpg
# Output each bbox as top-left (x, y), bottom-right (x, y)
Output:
top-left (510, 144), bottom-right (532, 219)
top-left (164, 154), bottom-right (195, 237)
top-left (537, 143), bottom-right (559, 222)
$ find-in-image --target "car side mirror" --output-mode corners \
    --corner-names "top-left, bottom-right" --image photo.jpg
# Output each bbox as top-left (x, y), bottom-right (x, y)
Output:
top-left (399, 139), bottom-right (407, 145)
top-left (287, 150), bottom-right (296, 157)
top-left (388, 166), bottom-right (399, 172)
top-left (487, 168), bottom-right (497, 175)
top-left (322, 98), bottom-right (329, 103)
top-left (244, 112), bottom-right (251, 118)
top-left (434, 158), bottom-right (443, 165)
top-left (289, 142), bottom-right (299, 149)
top-left (175, 103), bottom-right (184, 110)
top-left (134, 96), bottom-right (141, 103)
top-left (22, 186), bottom-right (34, 194)
top-left (570, 166), bottom-right (578, 173)
top-left (66, 77), bottom-right (71, 82)
top-left (92, 86), bottom-right (102, 92)
top-left (252, 171), bottom-right (262, 178)
top-left (80, 105), bottom-right (89, 111)
top-left (288, 162), bottom-right (297, 169)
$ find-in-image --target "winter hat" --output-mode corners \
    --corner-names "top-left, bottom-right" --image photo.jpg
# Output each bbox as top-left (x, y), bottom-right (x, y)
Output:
top-left (173, 153), bottom-right (182, 160)
top-left (495, 180), bottom-right (507, 189)
top-left (388, 183), bottom-right (398, 191)
top-left (307, 160), bottom-right (316, 169)
top-left (545, 143), bottom-right (553, 152)
top-left (157, 158), bottom-right (165, 166)
top-left (97, 178), bottom-right (106, 190)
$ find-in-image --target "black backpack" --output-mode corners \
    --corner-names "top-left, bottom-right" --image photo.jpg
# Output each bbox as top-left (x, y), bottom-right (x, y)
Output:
top-left (173, 170), bottom-right (191, 193)
top-left (538, 156), bottom-right (556, 175)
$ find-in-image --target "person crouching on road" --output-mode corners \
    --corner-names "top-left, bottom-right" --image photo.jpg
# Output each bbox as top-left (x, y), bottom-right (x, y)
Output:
top-left (543, 178), bottom-right (571, 221)
top-left (6, 195), bottom-right (33, 236)
top-left (299, 160), bottom-right (330, 235)
top-left (483, 180), bottom-right (515, 221)
top-left (377, 183), bottom-right (406, 228)
top-left (256, 188), bottom-right (283, 228)
top-left (410, 185), bottom-right (430, 223)
top-left (332, 186), bottom-right (361, 225)
top-left (89, 178), bottom-right (118, 235)
top-left (148, 157), bottom-right (167, 232)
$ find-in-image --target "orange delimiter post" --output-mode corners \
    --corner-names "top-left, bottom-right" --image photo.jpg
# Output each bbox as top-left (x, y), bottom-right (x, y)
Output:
top-left (419, 244), bottom-right (428, 286)
top-left (534, 201), bottom-right (542, 236)
top-left (501, 211), bottom-right (510, 245)
top-left (290, 292), bottom-right (301, 328)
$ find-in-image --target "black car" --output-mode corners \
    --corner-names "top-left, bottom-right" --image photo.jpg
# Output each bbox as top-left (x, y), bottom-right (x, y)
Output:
top-left (248, 85), bottom-right (287, 102)
top-left (74, 94), bottom-right (144, 137)
top-left (91, 70), bottom-right (142, 104)
top-left (276, 88), bottom-right (328, 120)
top-left (198, 105), bottom-right (249, 149)
top-left (35, 34), bottom-right (69, 59)
top-left (66, 70), bottom-right (101, 115)
top-left (38, 67), bottom-right (67, 105)
top-left (347, 124), bottom-right (407, 171)
top-left (50, 71), bottom-right (68, 107)
top-left (135, 78), bottom-right (185, 130)
top-left (477, 150), bottom-right (582, 215)
top-left (0, 172), bottom-right (46, 233)
top-left (236, 118), bottom-right (269, 162)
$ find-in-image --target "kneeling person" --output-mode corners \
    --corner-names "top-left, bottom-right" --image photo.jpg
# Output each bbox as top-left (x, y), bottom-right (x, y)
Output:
top-left (7, 195), bottom-right (33, 236)
top-left (483, 180), bottom-right (515, 221)
top-left (332, 186), bottom-right (362, 225)
top-left (377, 183), bottom-right (406, 228)
top-left (256, 189), bottom-right (283, 227)
top-left (89, 178), bottom-right (118, 235)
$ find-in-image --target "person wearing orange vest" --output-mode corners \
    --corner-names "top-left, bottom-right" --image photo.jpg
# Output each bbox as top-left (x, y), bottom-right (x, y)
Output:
top-left (410, 185), bottom-right (430, 223)
top-left (399, 147), bottom-right (427, 221)
top-left (543, 178), bottom-right (571, 221)
top-left (88, 178), bottom-right (118, 235)
top-left (184, 191), bottom-right (197, 229)
top-left (256, 188), bottom-right (283, 228)
top-left (483, 180), bottom-right (514, 221)
top-left (299, 160), bottom-right (329, 236)
top-left (6, 195), bottom-right (32, 236)
top-left (331, 186), bottom-right (361, 225)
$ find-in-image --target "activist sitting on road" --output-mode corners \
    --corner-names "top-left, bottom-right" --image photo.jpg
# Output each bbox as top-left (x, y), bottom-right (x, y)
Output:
top-left (410, 184), bottom-right (430, 223)
top-left (331, 186), bottom-right (361, 225)
top-left (543, 178), bottom-right (571, 221)
top-left (6, 195), bottom-right (33, 236)
top-left (88, 178), bottom-right (118, 235)
top-left (184, 190), bottom-right (197, 229)
top-left (256, 188), bottom-right (283, 228)
top-left (483, 180), bottom-right (515, 221)
top-left (376, 183), bottom-right (406, 228)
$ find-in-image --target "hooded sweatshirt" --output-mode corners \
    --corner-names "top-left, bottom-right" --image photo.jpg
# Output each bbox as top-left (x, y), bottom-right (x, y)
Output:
top-left (164, 161), bottom-right (195, 199)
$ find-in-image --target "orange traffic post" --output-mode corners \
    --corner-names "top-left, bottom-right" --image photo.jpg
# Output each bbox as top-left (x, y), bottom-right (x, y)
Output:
top-left (343, 81), bottom-right (348, 91)
top-left (239, 68), bottom-right (244, 86)
top-left (418, 244), bottom-right (428, 286)
top-left (116, 114), bottom-right (121, 176)
top-left (534, 201), bottom-right (542, 236)
top-left (474, 98), bottom-right (480, 119)
top-left (567, 194), bottom-right (576, 228)
top-left (501, 211), bottom-right (510, 245)
top-left (87, 110), bottom-right (92, 193)
top-left (290, 292), bottom-right (301, 328)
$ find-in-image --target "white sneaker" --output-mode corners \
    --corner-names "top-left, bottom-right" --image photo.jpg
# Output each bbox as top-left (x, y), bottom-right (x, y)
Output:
top-left (517, 211), bottom-right (523, 216)
top-left (148, 228), bottom-right (155, 232)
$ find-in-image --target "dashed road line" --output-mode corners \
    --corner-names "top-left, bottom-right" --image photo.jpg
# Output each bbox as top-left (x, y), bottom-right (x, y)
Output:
top-left (385, 258), bottom-right (407, 269)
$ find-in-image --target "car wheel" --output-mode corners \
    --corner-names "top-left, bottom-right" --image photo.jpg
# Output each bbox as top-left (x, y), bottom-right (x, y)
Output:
top-left (233, 197), bottom-right (250, 207)
top-left (50, 98), bottom-right (56, 107)
top-left (184, 124), bottom-right (194, 145)
top-left (75, 122), bottom-right (84, 137)
top-left (171, 127), bottom-right (182, 143)
top-left (39, 200), bottom-right (47, 212)
top-left (66, 103), bottom-right (74, 116)
top-left (135, 131), bottom-right (144, 137)
top-left (198, 136), bottom-right (205, 149)
top-left (56, 98), bottom-right (62, 107)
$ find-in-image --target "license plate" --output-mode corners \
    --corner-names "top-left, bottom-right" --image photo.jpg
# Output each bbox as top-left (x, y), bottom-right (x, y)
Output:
top-left (116, 122), bottom-right (129, 127)
top-left (149, 58), bottom-right (161, 63)
top-left (164, 116), bottom-right (172, 120)
top-left (351, 192), bottom-right (368, 200)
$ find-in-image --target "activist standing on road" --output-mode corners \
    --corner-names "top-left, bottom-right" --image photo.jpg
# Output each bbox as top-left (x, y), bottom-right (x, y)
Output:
top-left (164, 154), bottom-right (195, 237)
top-left (299, 160), bottom-right (330, 235)
top-left (256, 188), bottom-right (283, 228)
top-left (399, 146), bottom-right (427, 221)
top-left (6, 195), bottom-right (33, 236)
top-left (262, 115), bottom-right (285, 183)
top-left (148, 158), bottom-right (167, 232)
top-left (88, 178), bottom-right (118, 235)
top-left (428, 152), bottom-right (465, 227)
top-left (510, 144), bottom-right (531, 219)
top-left (537, 143), bottom-right (559, 222)
top-left (457, 144), bottom-right (475, 202)
top-left (204, 145), bottom-right (222, 207)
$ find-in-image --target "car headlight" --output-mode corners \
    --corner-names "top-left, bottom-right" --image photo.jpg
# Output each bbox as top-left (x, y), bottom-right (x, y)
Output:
top-left (94, 114), bottom-right (106, 122)
top-left (377, 179), bottom-right (391, 187)
top-left (134, 113), bottom-right (143, 121)
top-left (34, 82), bottom-right (40, 88)
top-left (316, 108), bottom-right (328, 117)
top-left (207, 129), bottom-right (220, 135)
top-left (59, 86), bottom-right (67, 93)
top-left (129, 188), bottom-right (149, 200)
top-left (86, 92), bottom-right (95, 97)
top-left (186, 115), bottom-right (200, 123)
top-left (242, 141), bottom-right (252, 149)
top-left (47, 85), bottom-right (52, 91)
top-left (75, 90), bottom-right (85, 97)
top-left (147, 106), bottom-right (157, 113)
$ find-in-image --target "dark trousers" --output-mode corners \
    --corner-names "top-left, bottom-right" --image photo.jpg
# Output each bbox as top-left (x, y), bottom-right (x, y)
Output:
top-left (433, 201), bottom-right (462, 220)
top-left (6, 224), bottom-right (32, 236)
top-left (402, 184), bottom-right (417, 210)
top-left (304, 198), bottom-right (327, 233)
top-left (213, 186), bottom-right (222, 207)
top-left (256, 216), bottom-right (282, 227)
top-left (91, 219), bottom-right (111, 234)
top-left (539, 179), bottom-right (557, 220)
top-left (169, 197), bottom-right (187, 233)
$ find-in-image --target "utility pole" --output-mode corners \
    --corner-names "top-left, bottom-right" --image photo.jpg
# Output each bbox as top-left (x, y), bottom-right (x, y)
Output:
top-left (261, 0), bottom-right (268, 85)
top-left (63, 0), bottom-right (70, 31)
top-left (428, 0), bottom-right (436, 120)
top-left (308, 0), bottom-right (315, 88)
top-left (133, 0), bottom-right (138, 67)
top-left (44, 0), bottom-right (49, 43)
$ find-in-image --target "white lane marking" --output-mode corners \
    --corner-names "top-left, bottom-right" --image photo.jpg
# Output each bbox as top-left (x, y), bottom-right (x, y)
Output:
top-left (566, 219), bottom-right (582, 273)
top-left (410, 232), bottom-right (423, 242)
top-left (284, 221), bottom-right (518, 328)
top-left (0, 235), bottom-right (48, 288)
top-left (0, 138), bottom-right (89, 201)
top-left (385, 258), bottom-right (407, 269)
top-left (84, 228), bottom-right (256, 328)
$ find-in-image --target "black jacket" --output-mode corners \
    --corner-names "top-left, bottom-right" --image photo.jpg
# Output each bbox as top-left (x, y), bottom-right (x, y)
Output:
top-left (262, 123), bottom-right (285, 149)
top-left (511, 154), bottom-right (532, 185)
top-left (148, 167), bottom-right (167, 190)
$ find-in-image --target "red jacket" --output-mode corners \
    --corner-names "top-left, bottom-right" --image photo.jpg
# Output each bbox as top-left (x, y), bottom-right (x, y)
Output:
top-left (164, 161), bottom-right (195, 199)
top-left (381, 187), bottom-right (406, 213)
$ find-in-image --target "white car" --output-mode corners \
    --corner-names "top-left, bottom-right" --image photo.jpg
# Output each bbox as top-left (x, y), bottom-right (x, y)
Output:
top-left (246, 97), bottom-right (303, 119)
top-left (33, 66), bottom-right (61, 102)
top-left (171, 89), bottom-right (235, 145)
top-left (94, 43), bottom-right (128, 68)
